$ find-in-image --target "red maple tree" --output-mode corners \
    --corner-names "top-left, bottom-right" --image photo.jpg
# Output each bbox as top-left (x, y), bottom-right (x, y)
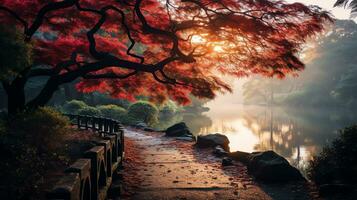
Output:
top-left (0, 0), bottom-right (331, 114)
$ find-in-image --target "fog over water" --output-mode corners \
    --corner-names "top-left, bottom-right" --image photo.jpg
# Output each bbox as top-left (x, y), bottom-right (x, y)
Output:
top-left (198, 102), bottom-right (357, 172)
top-left (181, 18), bottom-right (357, 172)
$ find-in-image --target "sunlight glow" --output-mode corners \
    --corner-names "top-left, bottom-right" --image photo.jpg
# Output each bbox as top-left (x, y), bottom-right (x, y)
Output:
top-left (213, 45), bottom-right (224, 52)
top-left (191, 35), bottom-right (206, 44)
top-left (200, 118), bottom-right (259, 152)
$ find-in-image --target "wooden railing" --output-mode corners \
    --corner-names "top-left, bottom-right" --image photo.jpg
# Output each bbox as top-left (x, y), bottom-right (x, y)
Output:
top-left (65, 114), bottom-right (123, 134)
top-left (47, 114), bottom-right (125, 200)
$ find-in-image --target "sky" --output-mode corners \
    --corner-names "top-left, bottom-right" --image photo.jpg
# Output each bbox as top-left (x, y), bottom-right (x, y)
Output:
top-left (286, 0), bottom-right (351, 20)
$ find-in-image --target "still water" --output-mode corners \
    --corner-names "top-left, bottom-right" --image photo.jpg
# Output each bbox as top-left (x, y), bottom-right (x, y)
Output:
top-left (166, 104), bottom-right (357, 172)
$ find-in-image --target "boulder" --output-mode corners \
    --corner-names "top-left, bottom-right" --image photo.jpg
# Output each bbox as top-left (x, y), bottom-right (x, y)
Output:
top-left (134, 122), bottom-right (148, 129)
top-left (175, 135), bottom-right (195, 141)
top-left (247, 151), bottom-right (304, 182)
top-left (222, 157), bottom-right (233, 166)
top-left (196, 133), bottom-right (230, 152)
top-left (228, 151), bottom-right (251, 164)
top-left (143, 127), bottom-right (156, 132)
top-left (165, 122), bottom-right (192, 137)
top-left (213, 146), bottom-right (228, 157)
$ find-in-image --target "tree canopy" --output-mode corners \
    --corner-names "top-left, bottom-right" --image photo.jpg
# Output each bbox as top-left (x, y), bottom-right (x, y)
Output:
top-left (0, 0), bottom-right (331, 112)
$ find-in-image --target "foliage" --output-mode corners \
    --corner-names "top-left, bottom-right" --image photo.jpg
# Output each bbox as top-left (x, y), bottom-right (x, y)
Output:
top-left (77, 106), bottom-right (101, 116)
top-left (333, 65), bottom-right (357, 106)
top-left (0, 25), bottom-right (32, 80)
top-left (0, 0), bottom-right (331, 111)
top-left (308, 125), bottom-right (357, 185)
top-left (97, 104), bottom-right (126, 121)
top-left (127, 101), bottom-right (159, 125)
top-left (9, 107), bottom-right (70, 153)
top-left (62, 100), bottom-right (88, 114)
top-left (0, 107), bottom-right (70, 198)
top-left (87, 93), bottom-right (131, 108)
top-left (159, 100), bottom-right (178, 117)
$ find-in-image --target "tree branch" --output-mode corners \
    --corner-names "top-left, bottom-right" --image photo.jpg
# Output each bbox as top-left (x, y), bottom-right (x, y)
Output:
top-left (83, 70), bottom-right (138, 79)
top-left (25, 0), bottom-right (78, 40)
top-left (0, 6), bottom-right (28, 33)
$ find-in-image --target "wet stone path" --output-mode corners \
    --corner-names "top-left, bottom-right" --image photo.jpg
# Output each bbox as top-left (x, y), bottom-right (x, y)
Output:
top-left (113, 129), bottom-right (316, 200)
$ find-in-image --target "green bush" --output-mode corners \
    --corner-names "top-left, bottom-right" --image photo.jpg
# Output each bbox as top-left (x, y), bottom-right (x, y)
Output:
top-left (97, 104), bottom-right (126, 121)
top-left (159, 100), bottom-right (178, 117)
top-left (87, 92), bottom-right (131, 109)
top-left (0, 107), bottom-right (71, 198)
top-left (62, 100), bottom-right (88, 114)
top-left (10, 107), bottom-right (70, 153)
top-left (308, 125), bottom-right (357, 185)
top-left (127, 101), bottom-right (159, 125)
top-left (78, 106), bottom-right (101, 116)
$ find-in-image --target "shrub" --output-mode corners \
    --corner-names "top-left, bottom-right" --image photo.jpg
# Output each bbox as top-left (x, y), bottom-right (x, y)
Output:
top-left (97, 104), bottom-right (126, 121)
top-left (62, 100), bottom-right (87, 114)
top-left (308, 125), bottom-right (357, 185)
top-left (0, 107), bottom-right (71, 198)
top-left (9, 107), bottom-right (70, 153)
top-left (159, 100), bottom-right (178, 117)
top-left (78, 106), bottom-right (101, 116)
top-left (88, 92), bottom-right (131, 109)
top-left (127, 101), bottom-right (159, 125)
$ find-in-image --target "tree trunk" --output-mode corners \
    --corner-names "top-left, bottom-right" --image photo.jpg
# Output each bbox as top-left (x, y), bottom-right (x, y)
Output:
top-left (26, 77), bottom-right (60, 110)
top-left (2, 77), bottom-right (27, 115)
top-left (63, 84), bottom-right (72, 101)
top-left (7, 87), bottom-right (26, 114)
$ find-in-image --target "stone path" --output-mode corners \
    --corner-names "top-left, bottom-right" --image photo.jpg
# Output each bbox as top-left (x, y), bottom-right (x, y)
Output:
top-left (113, 129), bottom-right (318, 200)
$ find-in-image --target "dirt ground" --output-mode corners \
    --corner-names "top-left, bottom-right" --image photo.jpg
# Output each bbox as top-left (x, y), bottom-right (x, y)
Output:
top-left (115, 128), bottom-right (321, 200)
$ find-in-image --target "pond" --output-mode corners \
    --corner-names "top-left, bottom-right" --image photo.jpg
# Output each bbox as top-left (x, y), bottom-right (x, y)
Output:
top-left (158, 103), bottom-right (357, 173)
top-left (198, 103), bottom-right (357, 172)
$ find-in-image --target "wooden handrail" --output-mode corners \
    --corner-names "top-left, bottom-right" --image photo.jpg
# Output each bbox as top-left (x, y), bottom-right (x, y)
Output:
top-left (64, 114), bottom-right (124, 136)
top-left (48, 114), bottom-right (125, 200)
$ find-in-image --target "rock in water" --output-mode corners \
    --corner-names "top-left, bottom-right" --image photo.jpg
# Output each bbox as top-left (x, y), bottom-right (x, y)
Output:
top-left (248, 151), bottom-right (304, 182)
top-left (165, 122), bottom-right (192, 137)
top-left (196, 133), bottom-right (230, 152)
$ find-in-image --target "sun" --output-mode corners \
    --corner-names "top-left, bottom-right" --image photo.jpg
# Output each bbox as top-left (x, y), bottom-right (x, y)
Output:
top-left (190, 34), bottom-right (227, 53)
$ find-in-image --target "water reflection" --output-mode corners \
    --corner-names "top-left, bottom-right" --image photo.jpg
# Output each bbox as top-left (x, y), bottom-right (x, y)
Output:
top-left (185, 105), bottom-right (357, 171)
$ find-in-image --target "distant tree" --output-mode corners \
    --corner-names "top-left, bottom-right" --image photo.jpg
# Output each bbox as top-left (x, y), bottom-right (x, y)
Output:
top-left (241, 19), bottom-right (357, 107)
top-left (243, 78), bottom-right (273, 105)
top-left (0, 0), bottom-right (331, 114)
top-left (127, 101), bottom-right (158, 125)
top-left (62, 100), bottom-right (88, 114)
top-left (242, 76), bottom-right (300, 105)
top-left (333, 65), bottom-right (357, 105)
